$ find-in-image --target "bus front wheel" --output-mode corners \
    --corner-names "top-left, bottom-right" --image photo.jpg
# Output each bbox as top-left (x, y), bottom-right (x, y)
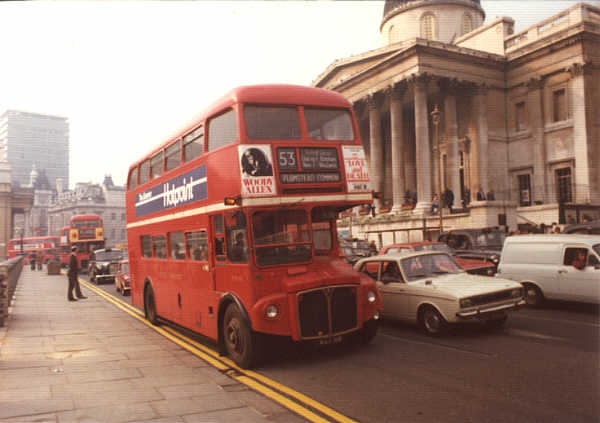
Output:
top-left (223, 304), bottom-right (257, 369)
top-left (144, 285), bottom-right (160, 326)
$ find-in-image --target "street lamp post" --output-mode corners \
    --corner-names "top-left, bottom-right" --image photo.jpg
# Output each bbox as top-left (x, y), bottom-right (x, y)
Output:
top-left (431, 105), bottom-right (443, 235)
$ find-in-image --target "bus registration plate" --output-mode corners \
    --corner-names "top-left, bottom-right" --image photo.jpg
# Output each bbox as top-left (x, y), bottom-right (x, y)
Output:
top-left (319, 335), bottom-right (342, 345)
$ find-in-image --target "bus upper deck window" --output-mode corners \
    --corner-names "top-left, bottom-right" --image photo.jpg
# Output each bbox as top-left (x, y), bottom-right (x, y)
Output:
top-left (128, 167), bottom-right (138, 190)
top-left (304, 108), bottom-right (354, 141)
top-left (183, 126), bottom-right (203, 163)
top-left (139, 160), bottom-right (150, 185)
top-left (150, 151), bottom-right (163, 179)
top-left (165, 141), bottom-right (181, 172)
top-left (244, 105), bottom-right (300, 140)
top-left (208, 109), bottom-right (237, 152)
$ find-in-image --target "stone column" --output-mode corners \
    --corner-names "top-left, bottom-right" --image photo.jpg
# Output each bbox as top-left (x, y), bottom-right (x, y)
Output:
top-left (473, 84), bottom-right (489, 197)
top-left (441, 79), bottom-right (462, 207)
top-left (527, 77), bottom-right (547, 203)
top-left (368, 93), bottom-right (384, 210)
top-left (567, 63), bottom-right (593, 203)
top-left (389, 84), bottom-right (407, 213)
top-left (410, 75), bottom-right (432, 213)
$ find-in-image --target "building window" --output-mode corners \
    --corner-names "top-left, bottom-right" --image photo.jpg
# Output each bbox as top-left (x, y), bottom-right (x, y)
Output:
top-left (421, 13), bottom-right (435, 40)
top-left (462, 13), bottom-right (473, 35)
top-left (518, 174), bottom-right (531, 207)
top-left (553, 89), bottom-right (567, 122)
top-left (515, 101), bottom-right (526, 132)
top-left (111, 213), bottom-right (116, 220)
top-left (555, 167), bottom-right (572, 203)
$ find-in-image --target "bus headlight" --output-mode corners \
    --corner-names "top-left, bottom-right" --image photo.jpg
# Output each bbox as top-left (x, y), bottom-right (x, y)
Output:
top-left (367, 290), bottom-right (377, 304)
top-left (265, 304), bottom-right (279, 319)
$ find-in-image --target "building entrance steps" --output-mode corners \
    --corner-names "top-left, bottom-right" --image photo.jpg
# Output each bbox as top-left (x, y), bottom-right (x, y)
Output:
top-left (0, 268), bottom-right (306, 423)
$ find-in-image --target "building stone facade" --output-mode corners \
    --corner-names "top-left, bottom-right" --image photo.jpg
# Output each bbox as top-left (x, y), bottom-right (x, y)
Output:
top-left (314, 1), bottom-right (600, 243)
top-left (48, 176), bottom-right (126, 248)
top-left (0, 110), bottom-right (69, 189)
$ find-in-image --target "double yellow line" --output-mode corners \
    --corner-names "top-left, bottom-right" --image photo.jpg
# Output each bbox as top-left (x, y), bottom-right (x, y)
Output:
top-left (78, 277), bottom-right (358, 423)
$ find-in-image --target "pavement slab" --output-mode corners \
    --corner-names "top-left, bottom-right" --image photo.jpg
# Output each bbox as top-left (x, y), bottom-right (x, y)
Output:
top-left (0, 268), bottom-right (309, 423)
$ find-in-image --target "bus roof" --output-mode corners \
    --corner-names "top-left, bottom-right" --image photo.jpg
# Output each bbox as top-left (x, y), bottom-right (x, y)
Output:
top-left (129, 84), bottom-right (353, 171)
top-left (70, 214), bottom-right (102, 222)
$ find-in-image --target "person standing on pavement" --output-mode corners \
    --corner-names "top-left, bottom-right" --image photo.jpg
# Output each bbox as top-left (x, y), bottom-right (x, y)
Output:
top-left (67, 246), bottom-right (87, 301)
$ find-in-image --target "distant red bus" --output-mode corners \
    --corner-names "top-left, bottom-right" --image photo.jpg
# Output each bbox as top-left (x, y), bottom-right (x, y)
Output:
top-left (126, 84), bottom-right (382, 368)
top-left (8, 236), bottom-right (59, 263)
top-left (58, 226), bottom-right (71, 266)
top-left (64, 214), bottom-right (105, 270)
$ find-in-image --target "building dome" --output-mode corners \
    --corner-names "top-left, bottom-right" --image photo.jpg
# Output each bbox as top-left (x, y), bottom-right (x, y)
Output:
top-left (381, 0), bottom-right (485, 46)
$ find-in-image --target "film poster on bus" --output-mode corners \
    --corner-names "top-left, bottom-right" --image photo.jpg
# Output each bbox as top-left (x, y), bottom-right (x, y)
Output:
top-left (342, 146), bottom-right (370, 192)
top-left (239, 145), bottom-right (275, 197)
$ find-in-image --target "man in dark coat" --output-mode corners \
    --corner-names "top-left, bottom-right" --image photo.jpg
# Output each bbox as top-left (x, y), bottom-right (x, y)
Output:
top-left (67, 246), bottom-right (87, 301)
top-left (443, 187), bottom-right (454, 212)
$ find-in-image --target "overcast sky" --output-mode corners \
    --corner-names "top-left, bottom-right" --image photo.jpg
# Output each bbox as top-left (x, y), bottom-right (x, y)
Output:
top-left (0, 0), bottom-right (589, 188)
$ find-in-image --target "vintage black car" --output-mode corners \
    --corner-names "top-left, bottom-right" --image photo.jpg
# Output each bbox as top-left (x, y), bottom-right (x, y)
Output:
top-left (88, 248), bottom-right (124, 284)
top-left (563, 220), bottom-right (600, 235)
top-left (339, 238), bottom-right (373, 265)
top-left (438, 227), bottom-right (505, 271)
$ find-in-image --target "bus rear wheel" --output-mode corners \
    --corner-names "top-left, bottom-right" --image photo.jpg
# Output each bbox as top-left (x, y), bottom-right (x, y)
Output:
top-left (223, 304), bottom-right (257, 369)
top-left (144, 285), bottom-right (160, 326)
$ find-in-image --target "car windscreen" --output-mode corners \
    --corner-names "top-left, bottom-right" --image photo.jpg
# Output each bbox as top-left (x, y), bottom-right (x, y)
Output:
top-left (473, 231), bottom-right (505, 249)
top-left (95, 251), bottom-right (122, 261)
top-left (413, 244), bottom-right (452, 253)
top-left (593, 244), bottom-right (600, 257)
top-left (400, 254), bottom-right (461, 281)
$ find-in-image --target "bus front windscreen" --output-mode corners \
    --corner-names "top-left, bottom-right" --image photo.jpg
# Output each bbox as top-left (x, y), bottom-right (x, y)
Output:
top-left (252, 210), bottom-right (312, 266)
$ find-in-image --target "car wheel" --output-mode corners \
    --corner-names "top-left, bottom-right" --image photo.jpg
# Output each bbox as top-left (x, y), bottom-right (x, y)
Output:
top-left (485, 315), bottom-right (508, 330)
top-left (523, 283), bottom-right (544, 307)
top-left (419, 306), bottom-right (447, 336)
top-left (223, 304), bottom-right (257, 369)
top-left (144, 285), bottom-right (160, 326)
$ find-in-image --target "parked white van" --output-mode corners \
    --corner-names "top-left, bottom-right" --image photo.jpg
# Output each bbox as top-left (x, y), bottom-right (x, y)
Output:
top-left (497, 235), bottom-right (600, 305)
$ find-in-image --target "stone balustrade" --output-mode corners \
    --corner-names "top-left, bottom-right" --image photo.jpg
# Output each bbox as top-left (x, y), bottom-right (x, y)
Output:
top-left (0, 256), bottom-right (25, 327)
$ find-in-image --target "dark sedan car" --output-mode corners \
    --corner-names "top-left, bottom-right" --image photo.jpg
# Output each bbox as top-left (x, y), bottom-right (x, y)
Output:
top-left (438, 227), bottom-right (505, 270)
top-left (88, 248), bottom-right (124, 284)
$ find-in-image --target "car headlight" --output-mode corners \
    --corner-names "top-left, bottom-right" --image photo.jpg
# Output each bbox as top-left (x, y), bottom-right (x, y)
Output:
top-left (460, 298), bottom-right (473, 308)
top-left (265, 304), bottom-right (279, 319)
top-left (511, 288), bottom-right (523, 298)
top-left (486, 268), bottom-right (494, 276)
top-left (367, 290), bottom-right (377, 303)
top-left (491, 256), bottom-right (499, 263)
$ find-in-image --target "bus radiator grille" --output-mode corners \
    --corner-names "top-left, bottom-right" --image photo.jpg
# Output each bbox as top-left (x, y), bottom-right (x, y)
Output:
top-left (331, 287), bottom-right (357, 333)
top-left (297, 286), bottom-right (358, 339)
top-left (298, 290), bottom-right (329, 338)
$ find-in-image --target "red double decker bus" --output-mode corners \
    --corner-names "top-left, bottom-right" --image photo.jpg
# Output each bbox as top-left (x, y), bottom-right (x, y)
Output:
top-left (64, 214), bottom-right (105, 270)
top-left (8, 236), bottom-right (59, 263)
top-left (126, 84), bottom-right (381, 368)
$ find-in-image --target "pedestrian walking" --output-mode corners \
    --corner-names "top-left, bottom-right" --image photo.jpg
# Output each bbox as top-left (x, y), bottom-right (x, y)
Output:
top-left (67, 246), bottom-right (87, 301)
top-left (29, 252), bottom-right (36, 271)
top-left (443, 186), bottom-right (454, 212)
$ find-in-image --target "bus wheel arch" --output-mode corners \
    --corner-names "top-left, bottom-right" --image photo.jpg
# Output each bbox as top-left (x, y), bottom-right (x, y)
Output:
top-left (143, 279), bottom-right (160, 326)
top-left (217, 294), bottom-right (257, 368)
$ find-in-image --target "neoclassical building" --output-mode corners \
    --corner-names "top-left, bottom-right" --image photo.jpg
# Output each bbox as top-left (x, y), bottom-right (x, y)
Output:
top-left (314, 0), bottom-right (599, 242)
